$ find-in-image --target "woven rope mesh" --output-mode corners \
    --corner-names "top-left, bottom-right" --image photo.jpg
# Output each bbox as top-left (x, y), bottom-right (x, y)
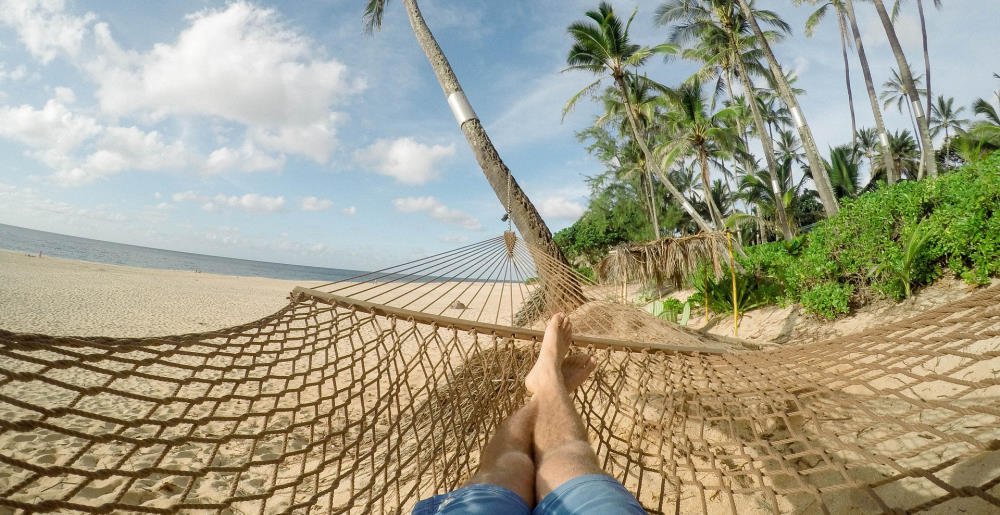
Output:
top-left (2, 233), bottom-right (999, 514)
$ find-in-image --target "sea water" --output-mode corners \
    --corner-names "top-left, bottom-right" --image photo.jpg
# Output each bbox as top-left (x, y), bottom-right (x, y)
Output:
top-left (0, 223), bottom-right (367, 282)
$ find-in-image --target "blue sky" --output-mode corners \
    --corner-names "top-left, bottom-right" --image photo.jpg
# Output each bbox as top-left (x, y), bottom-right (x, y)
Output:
top-left (0, 0), bottom-right (997, 270)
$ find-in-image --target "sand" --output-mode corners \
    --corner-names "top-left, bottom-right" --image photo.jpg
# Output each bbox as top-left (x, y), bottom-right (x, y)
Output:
top-left (0, 249), bottom-right (306, 337)
top-left (2, 250), bottom-right (997, 513)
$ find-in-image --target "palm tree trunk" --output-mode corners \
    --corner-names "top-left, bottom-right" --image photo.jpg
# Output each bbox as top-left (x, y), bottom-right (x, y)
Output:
top-left (870, 0), bottom-right (938, 178)
top-left (843, 0), bottom-right (898, 184)
top-left (730, 40), bottom-right (794, 242)
top-left (641, 164), bottom-right (661, 237)
top-left (725, 69), bottom-right (752, 153)
top-left (400, 0), bottom-right (568, 267)
top-left (917, 0), bottom-right (933, 154)
top-left (697, 147), bottom-right (725, 228)
top-left (612, 75), bottom-right (715, 234)
top-left (735, 0), bottom-right (840, 218)
top-left (837, 13), bottom-right (857, 149)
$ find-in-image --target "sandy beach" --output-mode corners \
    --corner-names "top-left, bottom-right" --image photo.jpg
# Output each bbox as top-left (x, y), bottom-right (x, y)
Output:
top-left (2, 249), bottom-right (998, 513)
top-left (0, 249), bottom-right (307, 337)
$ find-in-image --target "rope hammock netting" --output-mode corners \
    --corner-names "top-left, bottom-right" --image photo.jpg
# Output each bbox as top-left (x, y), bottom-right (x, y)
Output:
top-left (1, 232), bottom-right (999, 514)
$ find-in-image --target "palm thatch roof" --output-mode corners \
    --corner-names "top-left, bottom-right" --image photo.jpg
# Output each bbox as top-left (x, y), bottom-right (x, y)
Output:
top-left (595, 232), bottom-right (736, 288)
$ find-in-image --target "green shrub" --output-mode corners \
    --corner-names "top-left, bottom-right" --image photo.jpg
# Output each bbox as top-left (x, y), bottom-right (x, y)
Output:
top-left (738, 151), bottom-right (1000, 309)
top-left (691, 265), bottom-right (780, 315)
top-left (801, 282), bottom-right (854, 319)
top-left (650, 298), bottom-right (685, 323)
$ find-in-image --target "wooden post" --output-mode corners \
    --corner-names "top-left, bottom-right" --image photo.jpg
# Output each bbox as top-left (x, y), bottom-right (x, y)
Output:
top-left (727, 230), bottom-right (739, 336)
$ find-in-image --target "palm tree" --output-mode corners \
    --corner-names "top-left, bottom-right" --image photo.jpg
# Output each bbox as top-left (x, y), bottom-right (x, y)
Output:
top-left (842, 0), bottom-right (898, 184)
top-left (929, 96), bottom-right (969, 167)
top-left (875, 130), bottom-right (921, 180)
top-left (798, 0), bottom-right (857, 146)
top-left (734, 0), bottom-right (841, 217)
top-left (881, 67), bottom-right (925, 145)
top-left (593, 78), bottom-right (666, 235)
top-left (824, 145), bottom-right (863, 198)
top-left (657, 79), bottom-right (740, 228)
top-left (362, 0), bottom-right (567, 266)
top-left (657, 0), bottom-right (796, 240)
top-left (892, 0), bottom-right (942, 146)
top-left (564, 2), bottom-right (716, 234)
top-left (855, 127), bottom-right (879, 175)
top-left (869, 0), bottom-right (938, 178)
top-left (962, 93), bottom-right (1000, 156)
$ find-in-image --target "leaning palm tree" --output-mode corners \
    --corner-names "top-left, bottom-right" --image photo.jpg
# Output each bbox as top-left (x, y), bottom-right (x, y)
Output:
top-left (564, 2), bottom-right (715, 234)
top-left (842, 0), bottom-right (898, 184)
top-left (869, 0), bottom-right (938, 178)
top-left (362, 0), bottom-right (568, 267)
top-left (929, 96), bottom-right (969, 167)
top-left (658, 79), bottom-right (739, 229)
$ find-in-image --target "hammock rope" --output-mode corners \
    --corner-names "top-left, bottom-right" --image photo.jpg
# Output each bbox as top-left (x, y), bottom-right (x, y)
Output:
top-left (1, 232), bottom-right (998, 514)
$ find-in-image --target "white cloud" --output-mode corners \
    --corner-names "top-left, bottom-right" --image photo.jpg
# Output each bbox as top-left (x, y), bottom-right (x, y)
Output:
top-left (171, 190), bottom-right (198, 202)
top-left (172, 191), bottom-right (285, 213)
top-left (393, 196), bottom-right (481, 230)
top-left (301, 195), bottom-right (332, 211)
top-left (341, 205), bottom-right (356, 216)
top-left (355, 137), bottom-right (456, 185)
top-left (0, 181), bottom-right (127, 225)
top-left (51, 126), bottom-right (191, 186)
top-left (87, 2), bottom-right (363, 163)
top-left (207, 193), bottom-right (284, 213)
top-left (539, 195), bottom-right (585, 220)
top-left (0, 97), bottom-right (100, 167)
top-left (0, 0), bottom-right (95, 64)
top-left (0, 62), bottom-right (27, 82)
top-left (204, 142), bottom-right (284, 174)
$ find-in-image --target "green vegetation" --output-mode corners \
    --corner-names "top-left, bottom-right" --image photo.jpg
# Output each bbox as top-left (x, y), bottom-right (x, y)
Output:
top-left (739, 152), bottom-right (1000, 316)
top-left (552, 2), bottom-right (1000, 321)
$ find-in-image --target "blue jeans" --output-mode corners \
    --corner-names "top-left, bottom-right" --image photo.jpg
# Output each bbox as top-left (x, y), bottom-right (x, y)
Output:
top-left (412, 474), bottom-right (646, 514)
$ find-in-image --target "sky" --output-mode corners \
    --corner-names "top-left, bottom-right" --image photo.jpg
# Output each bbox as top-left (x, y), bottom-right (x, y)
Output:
top-left (0, 0), bottom-right (997, 270)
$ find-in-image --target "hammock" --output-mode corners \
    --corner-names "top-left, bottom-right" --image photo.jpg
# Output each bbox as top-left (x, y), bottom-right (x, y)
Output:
top-left (1, 232), bottom-right (998, 514)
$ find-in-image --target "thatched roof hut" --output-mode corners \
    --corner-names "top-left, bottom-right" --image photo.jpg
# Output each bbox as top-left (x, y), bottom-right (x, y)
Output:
top-left (595, 232), bottom-right (736, 288)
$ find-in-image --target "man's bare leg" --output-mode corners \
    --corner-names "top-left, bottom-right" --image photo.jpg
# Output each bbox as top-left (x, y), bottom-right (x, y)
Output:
top-left (463, 353), bottom-right (596, 505)
top-left (525, 313), bottom-right (606, 503)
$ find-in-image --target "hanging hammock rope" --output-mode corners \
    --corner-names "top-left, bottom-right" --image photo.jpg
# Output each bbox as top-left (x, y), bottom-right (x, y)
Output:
top-left (1, 232), bottom-right (998, 514)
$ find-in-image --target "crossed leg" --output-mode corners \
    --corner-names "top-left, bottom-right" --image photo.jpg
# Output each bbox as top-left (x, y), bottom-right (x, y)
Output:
top-left (462, 326), bottom-right (596, 506)
top-left (525, 313), bottom-right (605, 503)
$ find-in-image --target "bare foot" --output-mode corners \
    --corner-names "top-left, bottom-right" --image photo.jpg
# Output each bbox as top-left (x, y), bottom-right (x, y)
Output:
top-left (525, 313), bottom-right (573, 395)
top-left (562, 354), bottom-right (597, 391)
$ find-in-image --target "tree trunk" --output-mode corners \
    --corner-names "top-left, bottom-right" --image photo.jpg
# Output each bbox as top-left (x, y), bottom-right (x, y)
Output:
top-left (917, 0), bottom-right (933, 157)
top-left (612, 75), bottom-right (715, 234)
top-left (735, 0), bottom-right (840, 218)
top-left (400, 0), bottom-right (576, 290)
top-left (870, 0), bottom-right (938, 178)
top-left (838, 13), bottom-right (857, 149)
top-left (731, 37), bottom-right (794, 242)
top-left (697, 147), bottom-right (725, 228)
top-left (843, 0), bottom-right (898, 184)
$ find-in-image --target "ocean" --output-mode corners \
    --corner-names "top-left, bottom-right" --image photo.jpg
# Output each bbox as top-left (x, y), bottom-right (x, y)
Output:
top-left (0, 223), bottom-right (369, 282)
